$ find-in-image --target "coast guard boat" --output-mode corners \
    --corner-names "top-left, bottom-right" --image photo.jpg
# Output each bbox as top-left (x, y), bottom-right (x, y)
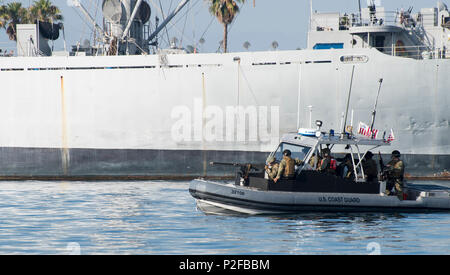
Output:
top-left (189, 124), bottom-right (450, 214)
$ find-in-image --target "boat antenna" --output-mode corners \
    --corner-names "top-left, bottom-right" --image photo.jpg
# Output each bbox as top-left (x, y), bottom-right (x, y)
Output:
top-left (121, 0), bottom-right (144, 41)
top-left (308, 105), bottom-right (313, 128)
top-left (342, 65), bottom-right (356, 137)
top-left (369, 78), bottom-right (383, 138)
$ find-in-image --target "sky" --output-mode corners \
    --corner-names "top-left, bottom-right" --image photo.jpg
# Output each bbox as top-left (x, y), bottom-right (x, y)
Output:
top-left (0, 0), bottom-right (443, 53)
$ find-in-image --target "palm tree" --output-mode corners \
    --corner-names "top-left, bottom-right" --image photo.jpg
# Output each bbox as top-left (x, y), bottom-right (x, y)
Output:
top-left (0, 0), bottom-right (62, 41)
top-left (0, 2), bottom-right (30, 41)
top-left (29, 0), bottom-right (63, 23)
top-left (243, 41), bottom-right (250, 50)
top-left (207, 0), bottom-right (245, 53)
top-left (271, 41), bottom-right (279, 51)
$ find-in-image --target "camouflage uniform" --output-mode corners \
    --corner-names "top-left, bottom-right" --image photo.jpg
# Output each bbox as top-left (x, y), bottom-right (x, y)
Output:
top-left (385, 158), bottom-right (405, 199)
top-left (265, 163), bottom-right (279, 180)
top-left (308, 154), bottom-right (318, 169)
top-left (275, 156), bottom-right (303, 181)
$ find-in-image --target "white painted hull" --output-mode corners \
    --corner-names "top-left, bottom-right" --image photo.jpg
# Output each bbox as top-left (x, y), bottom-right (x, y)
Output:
top-left (0, 48), bottom-right (448, 177)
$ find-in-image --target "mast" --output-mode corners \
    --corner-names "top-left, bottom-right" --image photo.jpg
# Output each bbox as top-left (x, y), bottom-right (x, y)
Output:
top-left (148, 0), bottom-right (191, 43)
top-left (101, 0), bottom-right (151, 55)
top-left (121, 0), bottom-right (144, 40)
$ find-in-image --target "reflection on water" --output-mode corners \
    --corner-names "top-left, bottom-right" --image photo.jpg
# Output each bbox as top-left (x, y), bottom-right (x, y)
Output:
top-left (0, 180), bottom-right (448, 254)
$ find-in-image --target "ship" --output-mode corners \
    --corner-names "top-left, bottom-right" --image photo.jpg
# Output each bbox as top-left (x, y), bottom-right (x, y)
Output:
top-left (0, 0), bottom-right (448, 180)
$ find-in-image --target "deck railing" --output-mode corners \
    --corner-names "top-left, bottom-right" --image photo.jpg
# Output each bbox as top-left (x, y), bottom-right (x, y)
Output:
top-left (373, 45), bottom-right (449, 60)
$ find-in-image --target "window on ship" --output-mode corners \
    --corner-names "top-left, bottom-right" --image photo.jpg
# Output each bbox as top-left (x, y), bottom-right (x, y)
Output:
top-left (273, 143), bottom-right (311, 163)
top-left (374, 35), bottom-right (386, 53)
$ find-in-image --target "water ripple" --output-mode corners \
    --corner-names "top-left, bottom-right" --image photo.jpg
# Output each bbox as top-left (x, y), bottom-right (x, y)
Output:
top-left (0, 180), bottom-right (449, 254)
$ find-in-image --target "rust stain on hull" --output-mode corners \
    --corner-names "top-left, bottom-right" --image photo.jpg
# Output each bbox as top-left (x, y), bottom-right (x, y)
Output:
top-left (60, 76), bottom-right (70, 175)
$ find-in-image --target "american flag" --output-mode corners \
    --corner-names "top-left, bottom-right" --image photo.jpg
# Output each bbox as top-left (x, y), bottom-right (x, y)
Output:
top-left (357, 122), bottom-right (379, 139)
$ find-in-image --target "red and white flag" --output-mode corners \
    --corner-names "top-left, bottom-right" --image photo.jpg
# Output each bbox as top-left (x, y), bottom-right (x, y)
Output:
top-left (387, 129), bottom-right (395, 142)
top-left (357, 122), bottom-right (379, 139)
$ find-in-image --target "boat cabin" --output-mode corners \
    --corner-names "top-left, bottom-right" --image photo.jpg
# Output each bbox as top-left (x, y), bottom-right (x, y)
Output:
top-left (242, 127), bottom-right (391, 195)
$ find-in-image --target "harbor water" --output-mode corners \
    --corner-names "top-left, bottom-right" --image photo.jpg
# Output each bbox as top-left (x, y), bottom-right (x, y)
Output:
top-left (0, 180), bottom-right (449, 255)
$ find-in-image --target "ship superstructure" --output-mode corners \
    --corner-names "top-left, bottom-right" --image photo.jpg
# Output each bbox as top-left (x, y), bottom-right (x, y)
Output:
top-left (0, 0), bottom-right (449, 179)
top-left (308, 1), bottom-right (450, 58)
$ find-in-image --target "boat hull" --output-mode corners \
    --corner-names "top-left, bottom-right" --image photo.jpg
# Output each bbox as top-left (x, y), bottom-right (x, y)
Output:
top-left (189, 179), bottom-right (450, 214)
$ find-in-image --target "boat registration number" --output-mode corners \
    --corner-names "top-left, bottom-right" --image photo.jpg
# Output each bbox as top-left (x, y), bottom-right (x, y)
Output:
top-left (231, 189), bottom-right (245, 196)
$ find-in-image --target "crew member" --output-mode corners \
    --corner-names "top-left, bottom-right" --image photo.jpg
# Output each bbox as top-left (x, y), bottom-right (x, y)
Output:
top-left (308, 152), bottom-right (319, 170)
top-left (318, 148), bottom-right (337, 175)
top-left (265, 156), bottom-right (279, 180)
top-left (337, 153), bottom-right (354, 180)
top-left (362, 151), bottom-right (378, 183)
top-left (274, 150), bottom-right (303, 183)
top-left (384, 150), bottom-right (405, 199)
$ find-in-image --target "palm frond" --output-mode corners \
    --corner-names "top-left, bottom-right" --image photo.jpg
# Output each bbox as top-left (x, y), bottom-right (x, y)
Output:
top-left (0, 0), bottom-right (62, 40)
top-left (205, 0), bottom-right (246, 53)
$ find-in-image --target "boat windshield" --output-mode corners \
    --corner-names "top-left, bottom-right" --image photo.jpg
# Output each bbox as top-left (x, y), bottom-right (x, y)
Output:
top-left (273, 142), bottom-right (311, 162)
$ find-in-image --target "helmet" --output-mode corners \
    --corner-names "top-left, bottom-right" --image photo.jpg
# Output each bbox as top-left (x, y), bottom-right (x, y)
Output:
top-left (283, 149), bottom-right (292, 156)
top-left (391, 150), bottom-right (401, 158)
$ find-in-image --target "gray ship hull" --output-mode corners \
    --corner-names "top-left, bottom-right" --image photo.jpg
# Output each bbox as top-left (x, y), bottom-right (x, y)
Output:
top-left (0, 147), bottom-right (448, 179)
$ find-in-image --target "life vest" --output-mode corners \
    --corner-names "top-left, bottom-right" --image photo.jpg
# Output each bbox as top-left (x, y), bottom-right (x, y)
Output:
top-left (320, 157), bottom-right (337, 173)
top-left (320, 158), bottom-right (336, 169)
top-left (329, 158), bottom-right (337, 170)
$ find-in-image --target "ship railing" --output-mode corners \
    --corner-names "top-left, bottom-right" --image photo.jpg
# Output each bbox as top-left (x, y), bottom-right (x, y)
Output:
top-left (359, 11), bottom-right (399, 27)
top-left (374, 45), bottom-right (449, 60)
top-left (343, 10), bottom-right (409, 29)
top-left (347, 9), bottom-right (443, 30)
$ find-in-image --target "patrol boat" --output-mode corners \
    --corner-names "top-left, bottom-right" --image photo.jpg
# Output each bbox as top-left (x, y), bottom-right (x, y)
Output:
top-left (189, 123), bottom-right (450, 215)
